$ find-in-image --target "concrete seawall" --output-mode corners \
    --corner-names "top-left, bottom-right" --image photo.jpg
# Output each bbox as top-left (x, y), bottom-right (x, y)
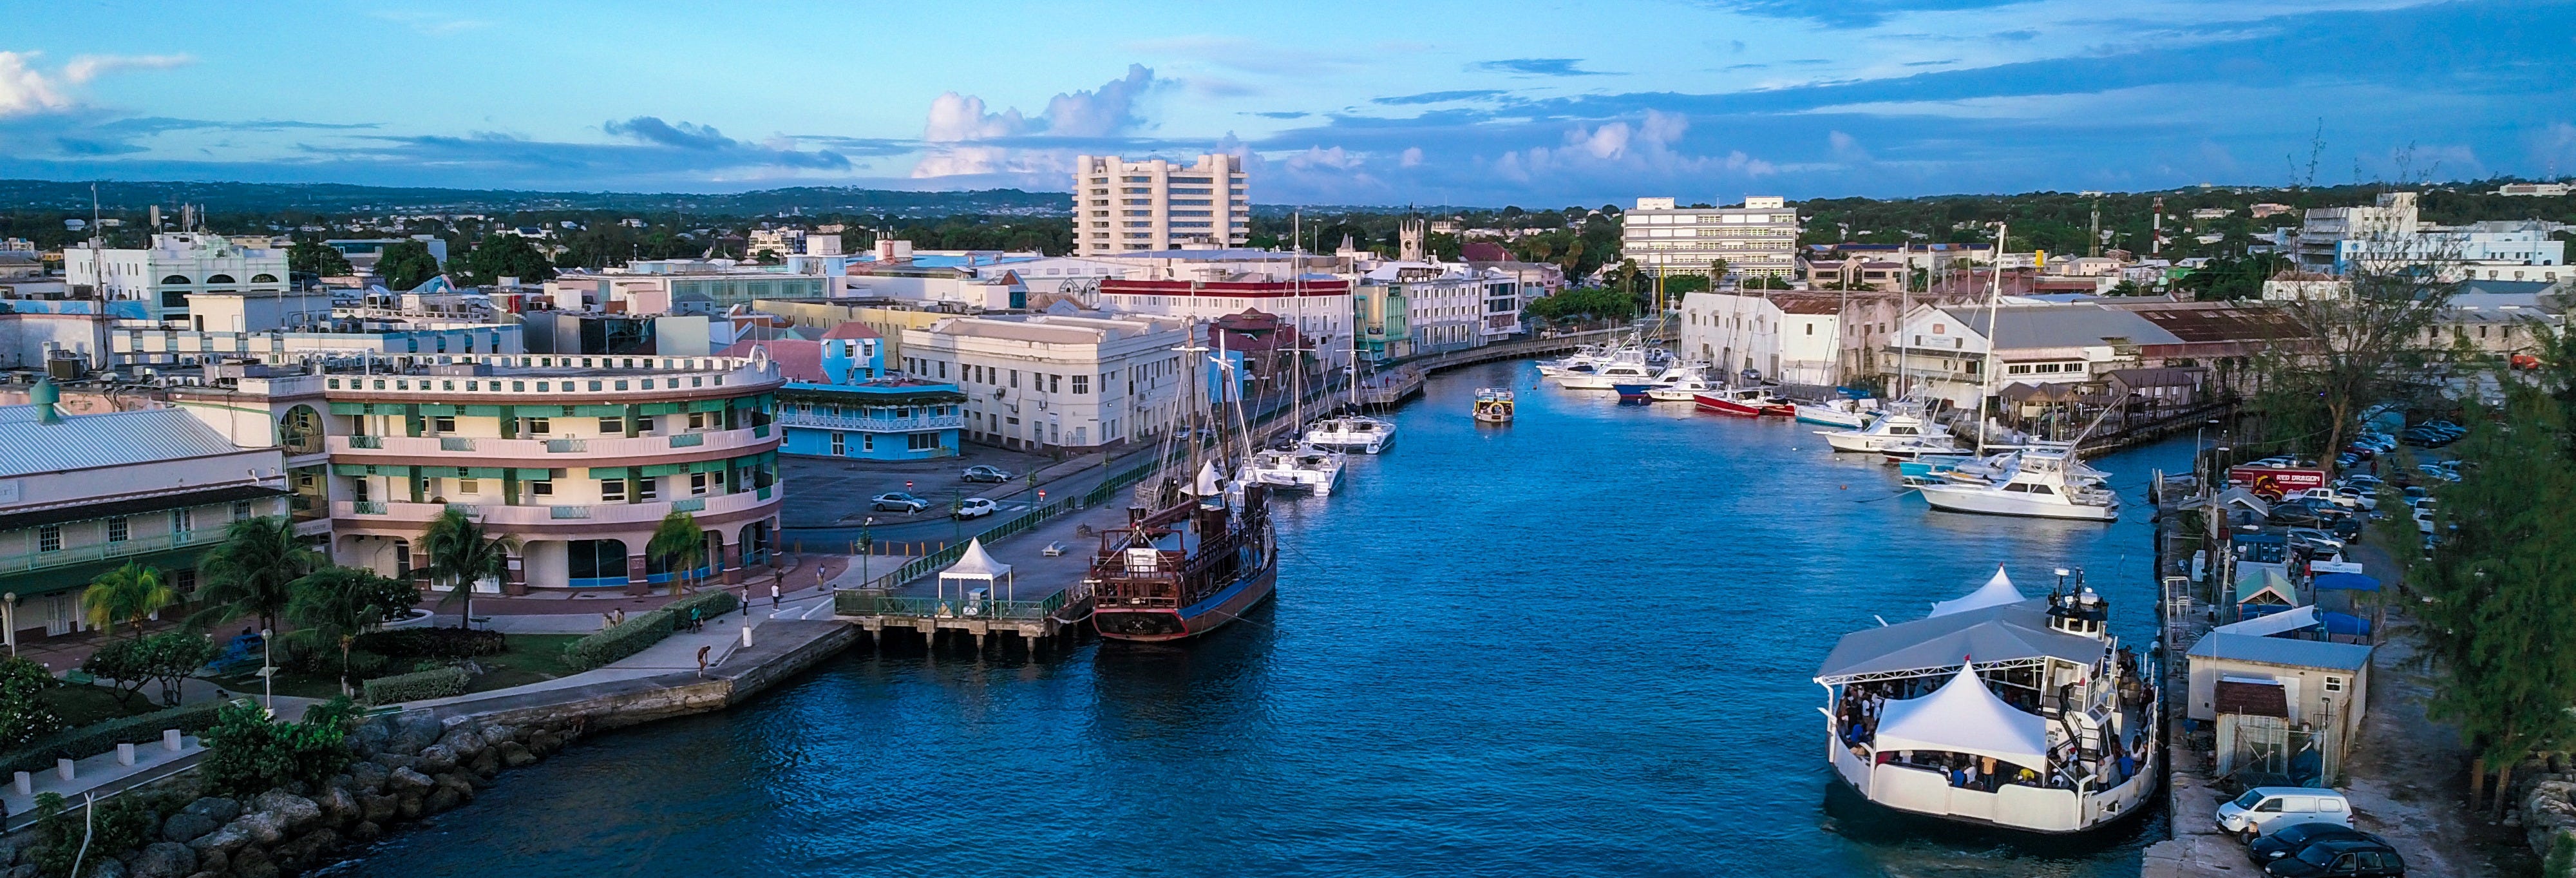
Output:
top-left (409, 619), bottom-right (860, 732)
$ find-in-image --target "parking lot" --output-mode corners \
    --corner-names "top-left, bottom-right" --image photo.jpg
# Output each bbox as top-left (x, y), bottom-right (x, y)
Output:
top-left (777, 444), bottom-right (1058, 529)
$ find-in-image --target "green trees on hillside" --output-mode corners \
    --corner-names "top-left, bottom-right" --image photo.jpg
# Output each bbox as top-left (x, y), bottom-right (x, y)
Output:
top-left (377, 240), bottom-right (442, 291)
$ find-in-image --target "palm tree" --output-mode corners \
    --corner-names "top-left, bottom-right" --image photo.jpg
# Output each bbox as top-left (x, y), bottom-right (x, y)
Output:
top-left (285, 566), bottom-right (421, 694)
top-left (191, 516), bottom-right (321, 634)
top-left (422, 510), bottom-right (518, 629)
top-left (646, 511), bottom-right (706, 596)
top-left (82, 562), bottom-right (178, 638)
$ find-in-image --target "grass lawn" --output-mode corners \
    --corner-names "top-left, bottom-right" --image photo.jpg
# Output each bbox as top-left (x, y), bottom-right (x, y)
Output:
top-left (42, 683), bottom-right (170, 725)
top-left (205, 634), bottom-right (591, 701)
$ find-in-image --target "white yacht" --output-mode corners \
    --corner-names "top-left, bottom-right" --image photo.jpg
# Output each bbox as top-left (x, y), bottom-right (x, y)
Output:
top-left (1556, 356), bottom-right (1662, 390)
top-left (1794, 398), bottom-right (1877, 429)
top-left (1305, 415), bottom-right (1397, 454)
top-left (1239, 444), bottom-right (1345, 496)
top-left (1943, 448), bottom-right (2109, 488)
top-left (1915, 453), bottom-right (2119, 521)
top-left (1535, 345), bottom-right (1610, 378)
top-left (1820, 406), bottom-right (1960, 454)
top-left (1815, 575), bottom-right (2159, 834)
top-left (1646, 374), bottom-right (1727, 403)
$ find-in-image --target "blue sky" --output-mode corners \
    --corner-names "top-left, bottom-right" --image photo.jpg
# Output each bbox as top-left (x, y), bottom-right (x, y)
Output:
top-left (2, 0), bottom-right (2571, 206)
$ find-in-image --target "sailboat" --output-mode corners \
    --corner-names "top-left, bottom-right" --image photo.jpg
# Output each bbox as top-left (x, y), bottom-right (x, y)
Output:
top-left (1240, 254), bottom-right (1349, 495)
top-left (1090, 326), bottom-right (1281, 642)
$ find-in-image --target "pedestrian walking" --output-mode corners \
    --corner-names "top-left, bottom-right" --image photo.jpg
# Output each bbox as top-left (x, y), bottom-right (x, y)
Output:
top-left (690, 606), bottom-right (703, 633)
top-left (614, 607), bottom-right (627, 627)
top-left (695, 644), bottom-right (710, 677)
top-left (602, 612), bottom-right (615, 631)
top-left (770, 582), bottom-right (781, 609)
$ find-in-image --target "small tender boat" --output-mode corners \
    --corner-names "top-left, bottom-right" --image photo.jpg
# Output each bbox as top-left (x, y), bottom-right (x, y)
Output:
top-left (1795, 398), bottom-right (1877, 429)
top-left (1473, 388), bottom-right (1515, 423)
top-left (1693, 387), bottom-right (1794, 417)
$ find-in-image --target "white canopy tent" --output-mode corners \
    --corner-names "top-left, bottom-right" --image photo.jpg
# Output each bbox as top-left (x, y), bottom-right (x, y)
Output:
top-left (938, 537), bottom-right (1016, 613)
top-left (1929, 566), bottom-right (2023, 618)
top-left (1871, 663), bottom-right (2054, 772)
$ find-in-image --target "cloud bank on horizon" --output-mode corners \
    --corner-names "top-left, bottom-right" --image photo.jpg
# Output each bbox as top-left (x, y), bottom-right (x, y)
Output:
top-left (0, 0), bottom-right (2570, 207)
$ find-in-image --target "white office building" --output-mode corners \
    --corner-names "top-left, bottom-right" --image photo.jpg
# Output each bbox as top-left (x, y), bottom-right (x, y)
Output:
top-left (1680, 292), bottom-right (1844, 385)
top-left (1072, 154), bottom-right (1250, 255)
top-left (1622, 196), bottom-right (1803, 282)
top-left (899, 314), bottom-right (1200, 452)
top-left (64, 233), bottom-right (290, 323)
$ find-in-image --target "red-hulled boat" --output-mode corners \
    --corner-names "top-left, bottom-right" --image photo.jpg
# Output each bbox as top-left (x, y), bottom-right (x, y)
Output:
top-left (1693, 387), bottom-right (1795, 417)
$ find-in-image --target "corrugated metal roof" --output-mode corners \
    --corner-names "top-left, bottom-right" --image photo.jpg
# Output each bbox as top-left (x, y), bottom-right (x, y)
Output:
top-left (1940, 303), bottom-right (2184, 349)
top-left (2186, 631), bottom-right (2374, 671)
top-left (0, 405), bottom-right (249, 478)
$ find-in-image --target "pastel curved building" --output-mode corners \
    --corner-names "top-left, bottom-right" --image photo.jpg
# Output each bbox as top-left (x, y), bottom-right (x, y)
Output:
top-left (175, 352), bottom-right (786, 593)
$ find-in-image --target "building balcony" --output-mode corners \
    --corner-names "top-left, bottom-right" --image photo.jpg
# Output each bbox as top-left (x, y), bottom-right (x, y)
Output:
top-left (0, 529), bottom-right (225, 577)
top-left (774, 410), bottom-right (963, 433)
top-left (327, 425), bottom-right (775, 463)
top-left (331, 488), bottom-right (776, 529)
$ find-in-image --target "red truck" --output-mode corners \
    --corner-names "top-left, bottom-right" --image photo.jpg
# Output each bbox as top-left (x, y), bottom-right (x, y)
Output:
top-left (2228, 466), bottom-right (2329, 501)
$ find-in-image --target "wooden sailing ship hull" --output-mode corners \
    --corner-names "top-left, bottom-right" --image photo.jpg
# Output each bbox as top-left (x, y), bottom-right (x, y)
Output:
top-left (1093, 550), bottom-right (1278, 643)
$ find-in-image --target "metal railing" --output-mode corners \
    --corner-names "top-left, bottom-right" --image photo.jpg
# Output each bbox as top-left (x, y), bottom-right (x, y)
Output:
top-left (668, 433), bottom-right (705, 447)
top-left (354, 501), bottom-right (388, 515)
top-left (672, 497), bottom-right (706, 512)
top-left (439, 437), bottom-right (475, 452)
top-left (831, 591), bottom-right (1067, 621)
top-left (0, 528), bottom-right (221, 575)
top-left (348, 435), bottom-right (384, 449)
top-left (546, 439), bottom-right (587, 453)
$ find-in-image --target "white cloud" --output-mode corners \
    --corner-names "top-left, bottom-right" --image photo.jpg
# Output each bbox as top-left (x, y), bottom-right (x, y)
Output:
top-left (0, 52), bottom-right (72, 118)
top-left (62, 54), bottom-right (193, 84)
top-left (373, 11), bottom-right (492, 36)
top-left (1400, 147), bottom-right (1423, 167)
top-left (1828, 130), bottom-right (1871, 162)
top-left (913, 65), bottom-right (1164, 178)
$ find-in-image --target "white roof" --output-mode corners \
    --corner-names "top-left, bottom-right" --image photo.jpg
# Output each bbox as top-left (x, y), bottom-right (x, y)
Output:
top-left (0, 404), bottom-right (249, 479)
top-left (2213, 604), bottom-right (2319, 637)
top-left (940, 538), bottom-right (1010, 579)
top-left (1929, 566), bottom-right (2022, 617)
top-left (1872, 663), bottom-right (2053, 771)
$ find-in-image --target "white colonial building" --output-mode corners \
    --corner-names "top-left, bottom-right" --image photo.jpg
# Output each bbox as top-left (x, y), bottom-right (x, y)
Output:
top-left (64, 233), bottom-right (290, 324)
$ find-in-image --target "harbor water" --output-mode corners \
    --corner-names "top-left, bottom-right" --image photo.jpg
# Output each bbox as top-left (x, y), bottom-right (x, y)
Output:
top-left (325, 359), bottom-right (2188, 877)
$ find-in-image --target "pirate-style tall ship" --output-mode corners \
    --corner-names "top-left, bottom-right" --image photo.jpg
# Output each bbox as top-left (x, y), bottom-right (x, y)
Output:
top-left (1088, 327), bottom-right (1280, 642)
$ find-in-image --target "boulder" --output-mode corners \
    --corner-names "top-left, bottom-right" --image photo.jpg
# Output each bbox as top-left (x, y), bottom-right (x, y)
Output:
top-left (351, 718), bottom-right (392, 756)
top-left (497, 741), bottom-right (537, 768)
top-left (316, 786), bottom-right (359, 828)
top-left (396, 796), bottom-right (422, 821)
top-left (435, 727), bottom-right (486, 758)
top-left (467, 748), bottom-right (500, 778)
top-left (348, 761), bottom-right (388, 794)
top-left (194, 848), bottom-right (227, 875)
top-left (270, 828), bottom-right (339, 872)
top-left (348, 821), bottom-right (381, 843)
top-left (414, 743), bottom-right (459, 774)
top-left (0, 841), bottom-right (15, 867)
top-left (368, 752), bottom-right (417, 772)
top-left (228, 846), bottom-right (277, 878)
top-left (386, 766), bottom-right (434, 795)
top-left (526, 730), bottom-right (562, 755)
top-left (2, 866), bottom-right (32, 878)
top-left (232, 810), bottom-right (287, 846)
top-left (86, 859), bottom-right (127, 878)
top-left (422, 786), bottom-right (464, 814)
top-left (185, 823), bottom-right (252, 857)
top-left (358, 794), bottom-right (398, 825)
top-left (388, 712), bottom-right (442, 754)
top-left (433, 772), bottom-right (478, 799)
top-left (180, 797), bottom-right (242, 824)
top-left (160, 812), bottom-right (221, 845)
top-left (250, 792), bottom-right (321, 831)
top-left (129, 843), bottom-right (196, 878)
top-left (480, 722), bottom-right (518, 745)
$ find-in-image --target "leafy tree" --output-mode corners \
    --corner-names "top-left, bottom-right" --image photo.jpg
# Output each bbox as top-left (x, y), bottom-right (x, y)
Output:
top-left (287, 238), bottom-right (354, 276)
top-left (421, 510), bottom-right (517, 628)
top-left (285, 567), bottom-right (421, 693)
top-left (83, 633), bottom-right (218, 708)
top-left (2174, 252), bottom-right (2291, 301)
top-left (647, 511), bottom-right (708, 596)
top-left (192, 516), bottom-right (322, 635)
top-left (2418, 387), bottom-right (2576, 816)
top-left (377, 240), bottom-right (443, 291)
top-left (0, 657), bottom-right (62, 747)
top-left (2246, 262), bottom-right (2455, 472)
top-left (82, 561), bottom-right (177, 639)
top-left (457, 232), bottom-right (556, 285)
top-left (198, 696), bottom-right (356, 796)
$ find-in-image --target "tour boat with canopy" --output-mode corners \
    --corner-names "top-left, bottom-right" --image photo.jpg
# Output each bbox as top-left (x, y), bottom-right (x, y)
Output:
top-left (1814, 567), bottom-right (2160, 834)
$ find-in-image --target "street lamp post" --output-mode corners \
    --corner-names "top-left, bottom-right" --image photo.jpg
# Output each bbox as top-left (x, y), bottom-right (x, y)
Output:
top-left (258, 627), bottom-right (275, 717)
top-left (860, 517), bottom-right (875, 585)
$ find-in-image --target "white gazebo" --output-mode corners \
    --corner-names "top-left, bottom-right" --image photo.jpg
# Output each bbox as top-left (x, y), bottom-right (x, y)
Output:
top-left (1872, 662), bottom-right (2054, 774)
top-left (938, 538), bottom-right (1016, 615)
top-left (1929, 566), bottom-right (2023, 618)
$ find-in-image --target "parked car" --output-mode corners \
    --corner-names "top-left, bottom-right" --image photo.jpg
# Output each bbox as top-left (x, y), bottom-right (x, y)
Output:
top-left (961, 464), bottom-right (1014, 483)
top-left (871, 491), bottom-right (930, 513)
top-left (2248, 823), bottom-right (2383, 865)
top-left (2261, 836), bottom-right (2407, 876)
top-left (952, 497), bottom-right (999, 519)
top-left (2217, 787), bottom-right (2354, 838)
top-left (2332, 486), bottom-right (2379, 511)
top-left (2284, 528), bottom-right (2345, 553)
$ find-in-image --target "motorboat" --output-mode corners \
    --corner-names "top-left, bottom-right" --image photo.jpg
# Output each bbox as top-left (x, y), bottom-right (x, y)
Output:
top-left (1612, 362), bottom-right (1707, 399)
top-left (1535, 344), bottom-right (1609, 377)
top-left (1557, 358), bottom-right (1660, 390)
top-left (1473, 388), bottom-right (1515, 423)
top-left (1814, 571), bottom-right (2159, 834)
top-left (1914, 453), bottom-right (2120, 521)
top-left (1238, 444), bottom-right (1345, 496)
top-left (1821, 406), bottom-right (1960, 454)
top-left (1694, 387), bottom-right (1795, 417)
top-left (1942, 448), bottom-right (2110, 487)
top-left (1795, 398), bottom-right (1877, 429)
top-left (1305, 415), bottom-right (1397, 454)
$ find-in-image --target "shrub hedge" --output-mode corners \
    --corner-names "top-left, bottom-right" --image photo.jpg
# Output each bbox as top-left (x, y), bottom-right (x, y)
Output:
top-left (354, 627), bottom-right (509, 658)
top-left (0, 700), bottom-right (227, 776)
top-left (563, 610), bottom-right (676, 671)
top-left (359, 666), bottom-right (471, 705)
top-left (668, 589), bottom-right (741, 619)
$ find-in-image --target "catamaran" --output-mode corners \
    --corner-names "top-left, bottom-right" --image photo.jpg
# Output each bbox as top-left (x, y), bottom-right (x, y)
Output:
top-left (1814, 568), bottom-right (2161, 834)
top-left (1240, 264), bottom-right (1350, 496)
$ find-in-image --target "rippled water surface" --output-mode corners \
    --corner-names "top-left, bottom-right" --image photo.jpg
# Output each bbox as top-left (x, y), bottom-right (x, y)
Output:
top-left (330, 361), bottom-right (2187, 877)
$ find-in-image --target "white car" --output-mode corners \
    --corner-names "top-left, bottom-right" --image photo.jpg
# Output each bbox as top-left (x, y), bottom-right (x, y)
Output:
top-left (2284, 488), bottom-right (2358, 510)
top-left (2331, 486), bottom-right (2379, 511)
top-left (952, 497), bottom-right (999, 519)
top-left (2217, 787), bottom-right (2353, 838)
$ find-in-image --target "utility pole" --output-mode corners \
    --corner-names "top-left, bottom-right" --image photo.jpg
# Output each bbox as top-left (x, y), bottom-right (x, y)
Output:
top-left (2151, 196), bottom-right (2164, 256)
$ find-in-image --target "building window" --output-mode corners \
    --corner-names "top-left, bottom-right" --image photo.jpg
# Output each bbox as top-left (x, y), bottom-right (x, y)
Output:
top-left (830, 432), bottom-right (846, 455)
top-left (428, 415), bottom-right (456, 433)
top-left (107, 517), bottom-right (130, 543)
top-left (1009, 370), bottom-right (1020, 388)
top-left (173, 508), bottom-right (193, 535)
top-left (1073, 374), bottom-right (1090, 394)
top-left (909, 432), bottom-right (940, 452)
top-left (524, 417), bottom-right (551, 434)
top-left (636, 478), bottom-right (658, 501)
top-left (531, 479), bottom-right (553, 496)
top-left (598, 417), bottom-right (623, 434)
top-left (459, 477), bottom-right (480, 495)
top-left (233, 501), bottom-right (252, 521)
top-left (2324, 676), bottom-right (2345, 693)
top-left (690, 473), bottom-right (710, 496)
top-left (601, 479), bottom-right (626, 502)
top-left (863, 434), bottom-right (876, 452)
top-left (37, 525), bottom-right (59, 553)
top-left (634, 415), bottom-right (656, 432)
top-left (688, 412), bottom-right (706, 430)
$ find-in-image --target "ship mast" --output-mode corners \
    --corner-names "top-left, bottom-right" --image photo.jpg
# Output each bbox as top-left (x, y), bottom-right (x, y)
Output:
top-left (1973, 222), bottom-right (2009, 455)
